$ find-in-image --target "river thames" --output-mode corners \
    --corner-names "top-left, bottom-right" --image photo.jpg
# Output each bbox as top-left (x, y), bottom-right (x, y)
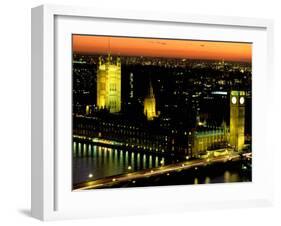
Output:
top-left (73, 140), bottom-right (252, 189)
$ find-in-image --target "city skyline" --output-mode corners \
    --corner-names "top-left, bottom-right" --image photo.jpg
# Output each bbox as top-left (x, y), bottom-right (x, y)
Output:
top-left (72, 35), bottom-right (252, 190)
top-left (73, 35), bottom-right (252, 62)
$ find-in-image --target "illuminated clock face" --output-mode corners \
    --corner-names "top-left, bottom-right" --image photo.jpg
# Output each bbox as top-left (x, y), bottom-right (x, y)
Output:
top-left (240, 96), bottom-right (245, 105)
top-left (231, 96), bottom-right (237, 104)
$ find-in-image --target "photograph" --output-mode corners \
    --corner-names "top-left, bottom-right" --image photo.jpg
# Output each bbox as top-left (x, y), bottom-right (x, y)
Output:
top-left (72, 35), bottom-right (252, 190)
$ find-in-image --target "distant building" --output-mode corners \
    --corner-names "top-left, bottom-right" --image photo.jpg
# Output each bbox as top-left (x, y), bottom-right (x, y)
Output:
top-left (85, 105), bottom-right (91, 115)
top-left (73, 115), bottom-right (189, 158)
top-left (144, 80), bottom-right (157, 120)
top-left (129, 72), bottom-right (134, 99)
top-left (96, 54), bottom-right (121, 113)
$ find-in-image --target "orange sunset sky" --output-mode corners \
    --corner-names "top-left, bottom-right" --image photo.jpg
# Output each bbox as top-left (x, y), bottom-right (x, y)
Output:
top-left (73, 35), bottom-right (252, 62)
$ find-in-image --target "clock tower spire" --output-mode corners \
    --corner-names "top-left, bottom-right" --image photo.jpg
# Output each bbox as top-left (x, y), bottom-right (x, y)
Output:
top-left (229, 90), bottom-right (245, 151)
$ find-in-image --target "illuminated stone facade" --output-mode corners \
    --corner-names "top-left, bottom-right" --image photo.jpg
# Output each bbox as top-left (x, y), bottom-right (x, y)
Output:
top-left (144, 81), bottom-right (157, 120)
top-left (85, 105), bottom-right (91, 115)
top-left (190, 90), bottom-right (246, 156)
top-left (190, 123), bottom-right (229, 156)
top-left (230, 90), bottom-right (245, 151)
top-left (97, 55), bottom-right (121, 113)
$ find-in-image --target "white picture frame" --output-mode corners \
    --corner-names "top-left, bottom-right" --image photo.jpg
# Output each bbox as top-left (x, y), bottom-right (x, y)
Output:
top-left (31, 4), bottom-right (274, 221)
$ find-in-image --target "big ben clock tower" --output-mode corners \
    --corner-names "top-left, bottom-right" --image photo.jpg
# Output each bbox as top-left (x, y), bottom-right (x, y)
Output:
top-left (229, 90), bottom-right (245, 151)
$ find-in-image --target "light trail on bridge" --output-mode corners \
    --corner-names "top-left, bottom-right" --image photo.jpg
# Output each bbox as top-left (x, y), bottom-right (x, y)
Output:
top-left (73, 152), bottom-right (248, 190)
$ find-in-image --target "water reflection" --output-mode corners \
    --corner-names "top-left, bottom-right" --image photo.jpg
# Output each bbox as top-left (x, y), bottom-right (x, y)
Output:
top-left (73, 141), bottom-right (173, 184)
top-left (194, 177), bottom-right (199, 184)
top-left (72, 141), bottom-right (249, 186)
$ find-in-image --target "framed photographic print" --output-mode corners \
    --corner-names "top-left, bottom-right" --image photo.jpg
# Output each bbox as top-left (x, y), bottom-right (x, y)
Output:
top-left (31, 4), bottom-right (274, 221)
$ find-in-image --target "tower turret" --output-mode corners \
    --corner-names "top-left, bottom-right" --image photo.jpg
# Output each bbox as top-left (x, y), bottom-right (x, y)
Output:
top-left (144, 80), bottom-right (157, 120)
top-left (96, 54), bottom-right (121, 113)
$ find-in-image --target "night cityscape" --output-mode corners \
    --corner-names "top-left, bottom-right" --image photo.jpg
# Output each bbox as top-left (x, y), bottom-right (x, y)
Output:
top-left (72, 35), bottom-right (252, 190)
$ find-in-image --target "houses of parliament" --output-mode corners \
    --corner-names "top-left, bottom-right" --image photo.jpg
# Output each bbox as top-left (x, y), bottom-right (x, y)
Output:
top-left (77, 54), bottom-right (247, 158)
